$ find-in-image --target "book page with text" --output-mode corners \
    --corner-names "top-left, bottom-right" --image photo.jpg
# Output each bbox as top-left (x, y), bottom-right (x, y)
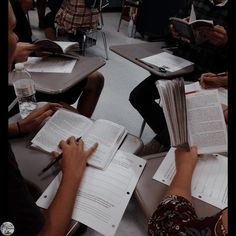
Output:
top-left (153, 148), bottom-right (228, 209)
top-left (16, 57), bottom-right (77, 73)
top-left (31, 109), bottom-right (93, 153)
top-left (83, 119), bottom-right (127, 169)
top-left (186, 90), bottom-right (227, 154)
top-left (36, 150), bottom-right (146, 236)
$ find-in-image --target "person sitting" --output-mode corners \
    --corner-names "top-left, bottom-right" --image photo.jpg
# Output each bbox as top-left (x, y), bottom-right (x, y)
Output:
top-left (8, 2), bottom-right (98, 235)
top-left (148, 146), bottom-right (228, 235)
top-left (43, 0), bottom-right (99, 41)
top-left (55, 0), bottom-right (99, 34)
top-left (129, 0), bottom-right (228, 156)
top-left (9, 0), bottom-right (104, 119)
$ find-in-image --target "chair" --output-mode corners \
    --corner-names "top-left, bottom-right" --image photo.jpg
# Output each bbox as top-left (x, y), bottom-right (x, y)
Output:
top-left (56, 0), bottom-right (109, 60)
top-left (117, 0), bottom-right (141, 34)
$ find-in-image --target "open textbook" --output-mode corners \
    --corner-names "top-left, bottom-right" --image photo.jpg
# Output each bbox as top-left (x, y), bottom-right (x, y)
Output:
top-left (36, 150), bottom-right (146, 236)
top-left (34, 39), bottom-right (80, 59)
top-left (169, 17), bottom-right (214, 44)
top-left (31, 109), bottom-right (128, 170)
top-left (15, 57), bottom-right (77, 73)
top-left (153, 148), bottom-right (228, 209)
top-left (156, 78), bottom-right (227, 154)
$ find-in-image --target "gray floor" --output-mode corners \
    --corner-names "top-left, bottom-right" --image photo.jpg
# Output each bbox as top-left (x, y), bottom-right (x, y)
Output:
top-left (28, 10), bottom-right (155, 236)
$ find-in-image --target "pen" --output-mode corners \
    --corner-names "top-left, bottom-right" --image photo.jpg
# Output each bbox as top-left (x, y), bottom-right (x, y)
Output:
top-left (39, 137), bottom-right (81, 174)
top-left (217, 72), bottom-right (227, 76)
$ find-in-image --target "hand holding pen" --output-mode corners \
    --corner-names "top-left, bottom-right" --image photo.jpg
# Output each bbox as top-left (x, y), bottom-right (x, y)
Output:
top-left (40, 136), bottom-right (98, 178)
top-left (198, 72), bottom-right (228, 89)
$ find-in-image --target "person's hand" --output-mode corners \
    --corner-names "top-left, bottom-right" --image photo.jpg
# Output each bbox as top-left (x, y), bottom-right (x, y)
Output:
top-left (58, 137), bottom-right (98, 184)
top-left (204, 25), bottom-right (228, 46)
top-left (221, 104), bottom-right (228, 124)
top-left (175, 146), bottom-right (198, 173)
top-left (18, 103), bottom-right (62, 134)
top-left (14, 42), bottom-right (39, 63)
top-left (199, 72), bottom-right (228, 89)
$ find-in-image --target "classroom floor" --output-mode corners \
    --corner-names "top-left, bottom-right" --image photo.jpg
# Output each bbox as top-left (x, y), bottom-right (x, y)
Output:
top-left (28, 9), bottom-right (156, 236)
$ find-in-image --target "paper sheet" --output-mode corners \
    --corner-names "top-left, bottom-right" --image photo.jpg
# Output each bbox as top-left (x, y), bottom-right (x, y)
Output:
top-left (36, 150), bottom-right (146, 236)
top-left (184, 82), bottom-right (228, 105)
top-left (16, 57), bottom-right (77, 73)
top-left (140, 52), bottom-right (194, 72)
top-left (153, 148), bottom-right (228, 209)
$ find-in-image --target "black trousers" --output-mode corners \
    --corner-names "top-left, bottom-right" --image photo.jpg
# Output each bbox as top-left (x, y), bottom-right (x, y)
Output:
top-left (129, 74), bottom-right (170, 147)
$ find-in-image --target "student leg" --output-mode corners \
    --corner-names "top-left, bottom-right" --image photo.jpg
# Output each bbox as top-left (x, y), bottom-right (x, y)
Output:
top-left (129, 74), bottom-right (170, 154)
top-left (76, 71), bottom-right (104, 118)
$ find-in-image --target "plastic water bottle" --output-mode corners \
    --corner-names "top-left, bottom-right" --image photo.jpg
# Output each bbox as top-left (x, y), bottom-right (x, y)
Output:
top-left (127, 18), bottom-right (134, 37)
top-left (11, 65), bottom-right (37, 119)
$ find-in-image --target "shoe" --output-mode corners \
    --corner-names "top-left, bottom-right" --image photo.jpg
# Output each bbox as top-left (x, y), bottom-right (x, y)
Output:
top-left (137, 138), bottom-right (169, 156)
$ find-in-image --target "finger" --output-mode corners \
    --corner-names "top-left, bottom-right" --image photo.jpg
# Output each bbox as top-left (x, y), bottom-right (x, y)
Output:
top-left (51, 151), bottom-right (60, 158)
top-left (59, 139), bottom-right (68, 149)
top-left (67, 136), bottom-right (76, 144)
top-left (84, 143), bottom-right (98, 158)
top-left (34, 109), bottom-right (54, 124)
top-left (78, 138), bottom-right (84, 151)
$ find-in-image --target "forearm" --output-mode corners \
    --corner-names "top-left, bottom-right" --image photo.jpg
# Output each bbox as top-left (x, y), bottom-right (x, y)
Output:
top-left (8, 123), bottom-right (20, 138)
top-left (164, 169), bottom-right (194, 203)
top-left (38, 176), bottom-right (82, 236)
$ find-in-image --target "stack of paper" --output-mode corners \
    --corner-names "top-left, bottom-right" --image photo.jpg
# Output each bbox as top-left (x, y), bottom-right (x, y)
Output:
top-left (37, 150), bottom-right (146, 236)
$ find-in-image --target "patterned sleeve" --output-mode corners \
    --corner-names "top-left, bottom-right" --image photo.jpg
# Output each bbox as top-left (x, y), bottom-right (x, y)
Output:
top-left (148, 195), bottom-right (227, 236)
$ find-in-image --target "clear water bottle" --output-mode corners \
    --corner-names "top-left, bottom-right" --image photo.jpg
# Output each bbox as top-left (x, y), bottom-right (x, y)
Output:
top-left (11, 65), bottom-right (38, 119)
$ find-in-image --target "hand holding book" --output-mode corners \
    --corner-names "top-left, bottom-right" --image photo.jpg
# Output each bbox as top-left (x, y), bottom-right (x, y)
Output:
top-left (156, 78), bottom-right (227, 154)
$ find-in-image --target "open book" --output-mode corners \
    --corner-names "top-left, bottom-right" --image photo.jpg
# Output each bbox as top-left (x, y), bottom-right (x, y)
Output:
top-left (169, 17), bottom-right (214, 44)
top-left (34, 39), bottom-right (80, 59)
top-left (31, 109), bottom-right (128, 170)
top-left (36, 150), bottom-right (146, 236)
top-left (156, 78), bottom-right (227, 154)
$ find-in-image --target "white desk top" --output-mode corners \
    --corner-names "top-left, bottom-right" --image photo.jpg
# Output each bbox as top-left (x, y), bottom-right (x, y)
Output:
top-left (9, 56), bottom-right (106, 94)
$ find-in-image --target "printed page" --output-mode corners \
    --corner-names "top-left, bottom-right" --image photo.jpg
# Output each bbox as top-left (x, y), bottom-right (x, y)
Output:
top-left (16, 57), bottom-right (77, 73)
top-left (54, 41), bottom-right (80, 53)
top-left (153, 148), bottom-right (228, 209)
top-left (31, 109), bottom-right (127, 170)
top-left (83, 119), bottom-right (128, 169)
top-left (31, 109), bottom-right (93, 153)
top-left (36, 150), bottom-right (146, 236)
top-left (184, 82), bottom-right (228, 105)
top-left (186, 90), bottom-right (228, 154)
top-left (141, 52), bottom-right (194, 72)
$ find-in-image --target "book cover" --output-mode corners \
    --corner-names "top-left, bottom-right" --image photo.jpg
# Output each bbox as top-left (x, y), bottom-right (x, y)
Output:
top-left (169, 17), bottom-right (214, 44)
